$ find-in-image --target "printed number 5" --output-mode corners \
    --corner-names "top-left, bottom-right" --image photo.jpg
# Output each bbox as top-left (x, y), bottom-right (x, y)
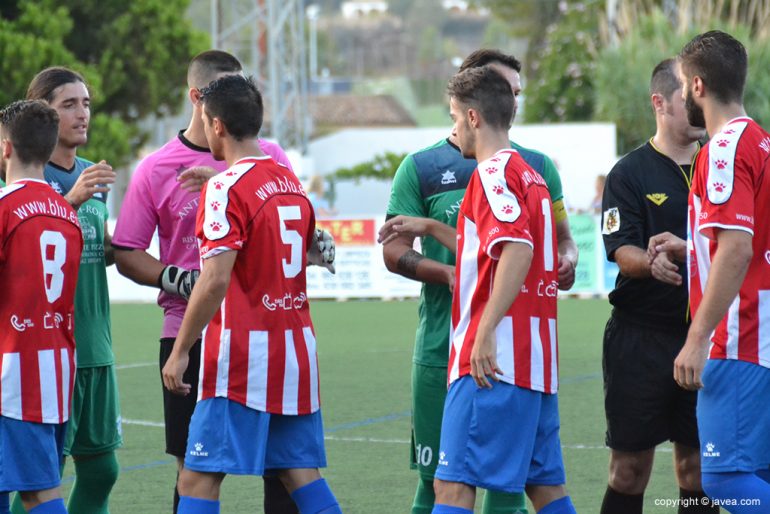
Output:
top-left (278, 205), bottom-right (302, 278)
top-left (40, 230), bottom-right (67, 303)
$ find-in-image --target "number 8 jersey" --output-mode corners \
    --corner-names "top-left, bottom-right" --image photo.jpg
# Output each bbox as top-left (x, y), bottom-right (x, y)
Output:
top-left (450, 150), bottom-right (559, 393)
top-left (196, 156), bottom-right (318, 415)
top-left (0, 179), bottom-right (82, 423)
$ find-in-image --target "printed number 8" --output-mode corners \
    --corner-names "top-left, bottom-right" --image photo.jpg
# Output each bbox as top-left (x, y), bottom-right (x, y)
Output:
top-left (40, 230), bottom-right (67, 303)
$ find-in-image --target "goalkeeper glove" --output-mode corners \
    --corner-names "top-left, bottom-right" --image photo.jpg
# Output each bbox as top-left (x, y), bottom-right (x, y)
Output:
top-left (307, 228), bottom-right (336, 274)
top-left (158, 265), bottom-right (200, 300)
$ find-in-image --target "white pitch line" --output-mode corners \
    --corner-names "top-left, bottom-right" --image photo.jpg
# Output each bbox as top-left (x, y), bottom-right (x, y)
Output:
top-left (115, 362), bottom-right (156, 370)
top-left (325, 435), bottom-right (409, 444)
top-left (122, 418), bottom-right (165, 428)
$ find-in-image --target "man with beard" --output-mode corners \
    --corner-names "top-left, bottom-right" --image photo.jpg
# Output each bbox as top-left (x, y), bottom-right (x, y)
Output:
top-left (650, 31), bottom-right (770, 512)
top-left (599, 59), bottom-right (718, 514)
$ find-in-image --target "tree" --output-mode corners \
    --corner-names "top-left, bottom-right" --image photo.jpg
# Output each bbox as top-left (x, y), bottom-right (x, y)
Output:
top-left (0, 0), bottom-right (207, 167)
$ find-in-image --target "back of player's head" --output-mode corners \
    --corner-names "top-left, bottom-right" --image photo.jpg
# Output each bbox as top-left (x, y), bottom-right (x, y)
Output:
top-left (26, 67), bottom-right (88, 102)
top-left (447, 65), bottom-right (513, 130)
top-left (199, 75), bottom-right (262, 140)
top-left (0, 100), bottom-right (60, 166)
top-left (188, 50), bottom-right (243, 89)
top-left (679, 30), bottom-right (747, 104)
top-left (650, 58), bottom-right (681, 100)
top-left (459, 49), bottom-right (521, 73)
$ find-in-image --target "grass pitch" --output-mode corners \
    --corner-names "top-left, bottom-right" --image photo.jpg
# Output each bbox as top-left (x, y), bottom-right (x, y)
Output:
top-left (71, 299), bottom-right (685, 513)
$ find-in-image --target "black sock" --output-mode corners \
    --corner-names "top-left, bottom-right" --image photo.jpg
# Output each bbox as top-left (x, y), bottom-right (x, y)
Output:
top-left (679, 488), bottom-right (719, 513)
top-left (601, 485), bottom-right (643, 514)
top-left (263, 475), bottom-right (299, 514)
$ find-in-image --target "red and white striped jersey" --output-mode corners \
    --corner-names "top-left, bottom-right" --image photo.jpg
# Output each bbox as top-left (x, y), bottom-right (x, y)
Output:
top-left (689, 117), bottom-right (770, 368)
top-left (0, 179), bottom-right (81, 423)
top-left (449, 149), bottom-right (559, 393)
top-left (196, 156), bottom-right (319, 415)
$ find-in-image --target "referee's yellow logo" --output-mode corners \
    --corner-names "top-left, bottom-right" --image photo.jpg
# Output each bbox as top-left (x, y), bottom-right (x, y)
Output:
top-left (646, 193), bottom-right (668, 206)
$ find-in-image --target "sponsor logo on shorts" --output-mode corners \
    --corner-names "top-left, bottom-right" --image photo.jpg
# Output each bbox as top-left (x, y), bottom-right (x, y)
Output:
top-left (190, 442), bottom-right (209, 457)
top-left (703, 441), bottom-right (720, 458)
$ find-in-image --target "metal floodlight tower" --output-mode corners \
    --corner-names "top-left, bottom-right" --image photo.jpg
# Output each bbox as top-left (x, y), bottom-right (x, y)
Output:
top-left (210, 0), bottom-right (311, 153)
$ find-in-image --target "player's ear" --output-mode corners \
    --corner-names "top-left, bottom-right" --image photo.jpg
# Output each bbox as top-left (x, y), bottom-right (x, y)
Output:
top-left (213, 117), bottom-right (226, 137)
top-left (692, 76), bottom-right (705, 98)
top-left (651, 93), bottom-right (664, 114)
top-left (467, 108), bottom-right (479, 129)
top-left (1, 139), bottom-right (11, 160)
top-left (189, 87), bottom-right (201, 106)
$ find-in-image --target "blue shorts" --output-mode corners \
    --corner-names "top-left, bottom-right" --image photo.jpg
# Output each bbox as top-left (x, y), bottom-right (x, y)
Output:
top-left (184, 398), bottom-right (327, 475)
top-left (698, 359), bottom-right (770, 473)
top-left (0, 416), bottom-right (66, 492)
top-left (435, 376), bottom-right (566, 493)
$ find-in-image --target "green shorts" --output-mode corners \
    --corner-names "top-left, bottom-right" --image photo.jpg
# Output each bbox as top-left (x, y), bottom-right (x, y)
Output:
top-left (410, 363), bottom-right (448, 480)
top-left (64, 365), bottom-right (123, 456)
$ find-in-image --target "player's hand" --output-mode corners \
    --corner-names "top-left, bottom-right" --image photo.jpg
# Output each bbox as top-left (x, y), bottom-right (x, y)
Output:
top-left (648, 232), bottom-right (686, 263)
top-left (162, 352), bottom-right (191, 395)
top-left (674, 336), bottom-right (709, 391)
top-left (307, 229), bottom-right (336, 274)
top-left (651, 251), bottom-right (683, 286)
top-left (378, 216), bottom-right (433, 245)
top-left (470, 328), bottom-right (502, 388)
top-left (557, 255), bottom-right (576, 290)
top-left (65, 160), bottom-right (115, 210)
top-left (159, 265), bottom-right (200, 300)
top-left (178, 166), bottom-right (217, 193)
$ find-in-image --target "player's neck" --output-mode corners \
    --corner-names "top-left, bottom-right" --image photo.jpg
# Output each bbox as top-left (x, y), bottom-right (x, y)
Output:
top-left (223, 139), bottom-right (265, 167)
top-left (49, 144), bottom-right (77, 170)
top-left (652, 131), bottom-right (699, 165)
top-left (474, 130), bottom-right (511, 163)
top-left (6, 161), bottom-right (45, 183)
top-left (705, 101), bottom-right (747, 137)
top-left (183, 114), bottom-right (210, 150)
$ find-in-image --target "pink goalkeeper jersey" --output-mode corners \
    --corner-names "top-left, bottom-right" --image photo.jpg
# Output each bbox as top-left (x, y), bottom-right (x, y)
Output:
top-left (450, 149), bottom-right (559, 393)
top-left (196, 156), bottom-right (318, 415)
top-left (112, 133), bottom-right (292, 339)
top-left (688, 117), bottom-right (770, 368)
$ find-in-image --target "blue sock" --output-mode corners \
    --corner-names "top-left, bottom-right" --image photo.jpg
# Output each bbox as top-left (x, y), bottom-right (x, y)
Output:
top-left (538, 496), bottom-right (577, 514)
top-left (703, 472), bottom-right (770, 513)
top-left (290, 479), bottom-right (341, 514)
top-left (177, 496), bottom-right (219, 514)
top-left (0, 493), bottom-right (9, 514)
top-left (431, 506), bottom-right (473, 514)
top-left (28, 499), bottom-right (66, 514)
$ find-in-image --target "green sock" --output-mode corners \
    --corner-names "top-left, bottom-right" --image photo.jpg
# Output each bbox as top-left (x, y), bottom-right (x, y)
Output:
top-left (67, 451), bottom-right (119, 514)
top-left (10, 494), bottom-right (24, 514)
top-left (412, 477), bottom-right (435, 514)
top-left (482, 490), bottom-right (529, 514)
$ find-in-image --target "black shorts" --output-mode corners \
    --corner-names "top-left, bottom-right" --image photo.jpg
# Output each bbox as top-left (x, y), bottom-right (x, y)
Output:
top-left (159, 338), bottom-right (201, 458)
top-left (602, 314), bottom-right (699, 452)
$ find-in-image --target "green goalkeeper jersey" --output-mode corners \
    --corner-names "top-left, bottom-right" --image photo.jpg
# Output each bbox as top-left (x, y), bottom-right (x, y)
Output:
top-left (45, 157), bottom-right (114, 368)
top-left (386, 138), bottom-right (564, 367)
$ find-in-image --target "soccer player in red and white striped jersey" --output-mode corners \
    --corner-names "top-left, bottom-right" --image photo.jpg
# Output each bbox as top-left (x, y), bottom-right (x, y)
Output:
top-left (651, 31), bottom-right (770, 509)
top-left (425, 66), bottom-right (575, 514)
top-left (161, 75), bottom-right (340, 514)
top-left (0, 100), bottom-right (82, 514)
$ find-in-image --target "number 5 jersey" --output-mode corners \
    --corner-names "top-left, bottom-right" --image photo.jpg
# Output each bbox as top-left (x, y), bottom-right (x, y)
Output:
top-left (195, 156), bottom-right (318, 416)
top-left (0, 179), bottom-right (82, 423)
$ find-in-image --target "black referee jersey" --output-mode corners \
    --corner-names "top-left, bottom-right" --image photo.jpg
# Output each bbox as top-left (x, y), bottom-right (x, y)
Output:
top-left (601, 139), bottom-right (696, 330)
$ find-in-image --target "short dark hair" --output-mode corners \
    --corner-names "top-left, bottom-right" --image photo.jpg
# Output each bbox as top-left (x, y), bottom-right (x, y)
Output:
top-left (0, 100), bottom-right (60, 166)
top-left (188, 50), bottom-right (242, 89)
top-left (650, 58), bottom-right (681, 100)
top-left (459, 49), bottom-right (521, 73)
top-left (26, 67), bottom-right (88, 103)
top-left (679, 30), bottom-right (747, 104)
top-left (200, 75), bottom-right (263, 140)
top-left (447, 65), bottom-right (513, 130)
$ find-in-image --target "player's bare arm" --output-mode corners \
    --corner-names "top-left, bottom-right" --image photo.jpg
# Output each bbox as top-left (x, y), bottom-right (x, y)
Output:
top-left (381, 231), bottom-right (455, 288)
top-left (114, 249), bottom-right (166, 287)
top-left (379, 214), bottom-right (456, 251)
top-left (103, 223), bottom-right (115, 266)
top-left (162, 250), bottom-right (237, 395)
top-left (556, 217), bottom-right (578, 290)
top-left (472, 241), bottom-right (533, 388)
top-left (675, 229), bottom-right (752, 390)
top-left (614, 245), bottom-right (653, 279)
top-left (64, 160), bottom-right (116, 210)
